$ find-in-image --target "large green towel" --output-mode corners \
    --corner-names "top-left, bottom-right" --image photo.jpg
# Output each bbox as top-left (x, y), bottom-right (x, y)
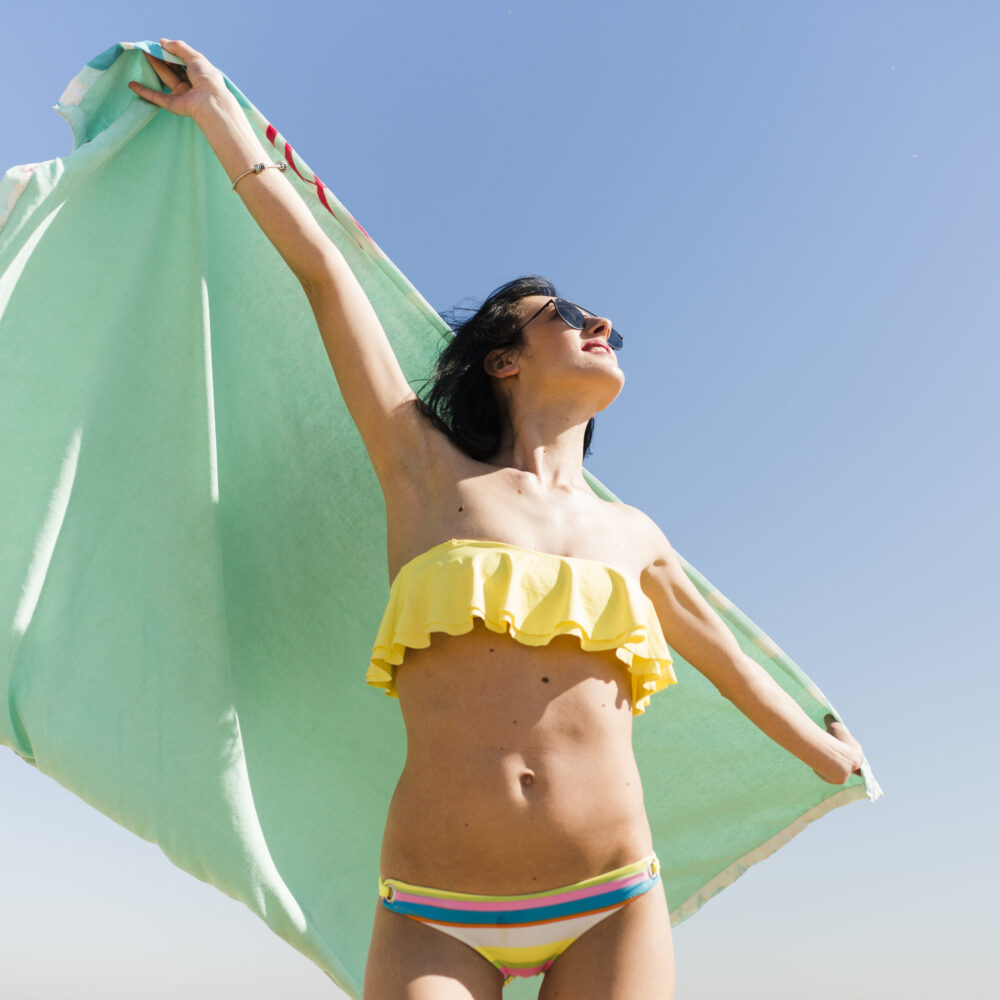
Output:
top-left (0, 42), bottom-right (880, 999)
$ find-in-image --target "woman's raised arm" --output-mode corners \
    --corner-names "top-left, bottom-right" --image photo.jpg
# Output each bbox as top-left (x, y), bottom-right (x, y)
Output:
top-left (129, 40), bottom-right (433, 485)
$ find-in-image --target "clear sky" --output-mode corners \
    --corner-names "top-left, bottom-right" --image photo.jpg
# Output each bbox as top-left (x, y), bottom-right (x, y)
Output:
top-left (2, 2), bottom-right (996, 998)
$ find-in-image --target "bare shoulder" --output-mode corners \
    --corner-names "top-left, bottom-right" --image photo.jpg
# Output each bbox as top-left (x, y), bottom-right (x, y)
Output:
top-left (602, 500), bottom-right (674, 570)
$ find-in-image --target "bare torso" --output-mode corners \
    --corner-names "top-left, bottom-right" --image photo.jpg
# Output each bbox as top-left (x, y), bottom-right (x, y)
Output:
top-left (377, 436), bottom-right (661, 892)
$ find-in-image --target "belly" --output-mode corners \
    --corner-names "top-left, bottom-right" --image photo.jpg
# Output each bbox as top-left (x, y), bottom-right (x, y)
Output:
top-left (378, 621), bottom-right (654, 892)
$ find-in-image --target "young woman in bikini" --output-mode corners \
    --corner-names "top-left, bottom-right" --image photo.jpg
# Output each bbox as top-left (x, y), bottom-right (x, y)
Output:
top-left (130, 40), bottom-right (864, 1000)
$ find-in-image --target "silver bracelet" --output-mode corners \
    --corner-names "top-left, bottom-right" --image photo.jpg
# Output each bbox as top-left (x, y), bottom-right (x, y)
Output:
top-left (232, 161), bottom-right (288, 192)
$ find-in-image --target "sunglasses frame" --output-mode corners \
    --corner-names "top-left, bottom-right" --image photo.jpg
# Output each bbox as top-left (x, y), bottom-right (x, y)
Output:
top-left (516, 297), bottom-right (624, 351)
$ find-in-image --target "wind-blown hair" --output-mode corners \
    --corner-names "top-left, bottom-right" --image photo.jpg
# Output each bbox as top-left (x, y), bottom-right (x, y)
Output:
top-left (416, 275), bottom-right (596, 461)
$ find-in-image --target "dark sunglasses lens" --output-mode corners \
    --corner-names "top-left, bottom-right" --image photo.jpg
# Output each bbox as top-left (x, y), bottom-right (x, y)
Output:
top-left (554, 299), bottom-right (586, 328)
top-left (556, 299), bottom-right (624, 351)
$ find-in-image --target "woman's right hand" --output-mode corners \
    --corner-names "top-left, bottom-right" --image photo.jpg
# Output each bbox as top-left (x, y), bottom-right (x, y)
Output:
top-left (127, 39), bottom-right (230, 120)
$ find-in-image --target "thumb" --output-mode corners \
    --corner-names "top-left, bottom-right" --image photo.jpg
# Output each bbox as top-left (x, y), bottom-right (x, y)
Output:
top-left (824, 713), bottom-right (845, 735)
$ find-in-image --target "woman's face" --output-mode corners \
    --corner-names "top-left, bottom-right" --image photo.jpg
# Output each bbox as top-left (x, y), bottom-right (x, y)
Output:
top-left (504, 295), bottom-right (625, 408)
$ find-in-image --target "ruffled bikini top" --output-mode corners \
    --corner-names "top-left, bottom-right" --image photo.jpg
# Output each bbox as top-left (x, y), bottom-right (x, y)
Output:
top-left (366, 538), bottom-right (677, 715)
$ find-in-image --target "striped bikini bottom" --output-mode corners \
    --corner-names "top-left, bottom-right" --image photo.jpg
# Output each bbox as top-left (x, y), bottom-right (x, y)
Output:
top-left (378, 854), bottom-right (661, 983)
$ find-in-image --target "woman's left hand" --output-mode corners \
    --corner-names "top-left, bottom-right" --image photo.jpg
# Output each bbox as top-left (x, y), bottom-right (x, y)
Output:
top-left (816, 714), bottom-right (865, 783)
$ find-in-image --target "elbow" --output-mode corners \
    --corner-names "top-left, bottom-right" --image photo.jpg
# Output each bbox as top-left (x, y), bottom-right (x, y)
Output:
top-left (298, 255), bottom-right (349, 301)
top-left (296, 268), bottom-right (327, 301)
top-left (712, 671), bottom-right (750, 706)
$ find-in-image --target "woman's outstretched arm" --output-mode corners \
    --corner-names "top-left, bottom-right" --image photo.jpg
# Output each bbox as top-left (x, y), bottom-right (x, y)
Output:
top-left (129, 39), bottom-right (433, 486)
top-left (635, 513), bottom-right (865, 784)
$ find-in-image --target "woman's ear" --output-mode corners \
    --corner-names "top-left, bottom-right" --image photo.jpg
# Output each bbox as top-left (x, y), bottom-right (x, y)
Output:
top-left (484, 347), bottom-right (520, 379)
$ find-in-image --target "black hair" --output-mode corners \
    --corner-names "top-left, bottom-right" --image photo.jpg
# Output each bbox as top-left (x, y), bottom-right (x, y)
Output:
top-left (416, 275), bottom-right (596, 461)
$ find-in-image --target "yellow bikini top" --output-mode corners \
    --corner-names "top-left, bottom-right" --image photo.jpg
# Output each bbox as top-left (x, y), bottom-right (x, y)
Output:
top-left (366, 538), bottom-right (677, 715)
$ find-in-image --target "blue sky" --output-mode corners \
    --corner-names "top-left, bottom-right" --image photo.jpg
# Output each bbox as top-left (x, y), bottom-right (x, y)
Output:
top-left (2, 2), bottom-right (996, 997)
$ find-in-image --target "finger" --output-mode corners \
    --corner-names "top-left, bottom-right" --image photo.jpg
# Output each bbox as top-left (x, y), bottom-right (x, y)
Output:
top-left (128, 80), bottom-right (169, 108)
top-left (160, 38), bottom-right (201, 62)
top-left (829, 721), bottom-right (861, 750)
top-left (141, 50), bottom-right (184, 90)
top-left (824, 714), bottom-right (854, 737)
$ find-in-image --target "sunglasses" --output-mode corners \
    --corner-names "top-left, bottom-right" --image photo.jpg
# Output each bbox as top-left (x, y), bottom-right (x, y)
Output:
top-left (516, 298), bottom-right (624, 351)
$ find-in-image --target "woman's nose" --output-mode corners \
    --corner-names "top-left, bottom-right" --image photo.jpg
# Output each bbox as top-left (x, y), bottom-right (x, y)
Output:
top-left (583, 315), bottom-right (613, 341)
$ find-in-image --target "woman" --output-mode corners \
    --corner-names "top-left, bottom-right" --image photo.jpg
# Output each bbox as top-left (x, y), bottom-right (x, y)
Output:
top-left (129, 40), bottom-right (864, 1000)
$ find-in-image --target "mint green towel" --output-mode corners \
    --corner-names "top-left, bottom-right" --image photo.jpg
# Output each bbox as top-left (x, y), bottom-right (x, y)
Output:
top-left (0, 42), bottom-right (880, 999)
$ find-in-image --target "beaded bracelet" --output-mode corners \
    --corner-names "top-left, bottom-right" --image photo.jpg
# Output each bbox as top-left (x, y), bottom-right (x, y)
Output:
top-left (232, 161), bottom-right (288, 192)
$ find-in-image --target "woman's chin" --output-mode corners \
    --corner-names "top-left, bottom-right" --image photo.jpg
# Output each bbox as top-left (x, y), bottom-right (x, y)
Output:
top-left (592, 369), bottom-right (625, 412)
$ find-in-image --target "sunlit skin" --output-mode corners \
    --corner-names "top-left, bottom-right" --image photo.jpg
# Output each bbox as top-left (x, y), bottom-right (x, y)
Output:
top-left (484, 295), bottom-right (625, 479)
top-left (374, 294), bottom-right (675, 998)
top-left (131, 41), bottom-right (864, 1000)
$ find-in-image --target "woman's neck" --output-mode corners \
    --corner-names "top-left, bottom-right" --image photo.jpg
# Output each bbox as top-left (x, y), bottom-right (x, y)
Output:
top-left (490, 412), bottom-right (590, 491)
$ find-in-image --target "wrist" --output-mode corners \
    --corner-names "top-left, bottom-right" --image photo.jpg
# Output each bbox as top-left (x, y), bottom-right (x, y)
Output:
top-left (191, 86), bottom-right (242, 127)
